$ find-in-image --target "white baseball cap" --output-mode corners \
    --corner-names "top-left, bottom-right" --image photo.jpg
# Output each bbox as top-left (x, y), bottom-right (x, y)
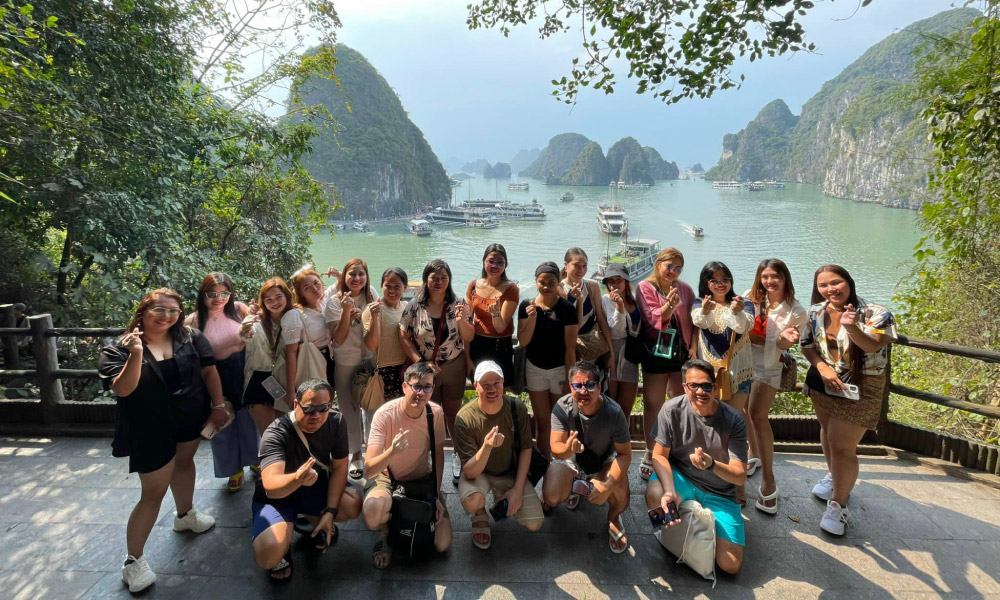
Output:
top-left (474, 360), bottom-right (504, 383)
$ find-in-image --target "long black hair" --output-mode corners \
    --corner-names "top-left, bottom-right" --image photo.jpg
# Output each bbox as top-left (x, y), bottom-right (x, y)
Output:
top-left (417, 259), bottom-right (457, 306)
top-left (480, 243), bottom-right (510, 281)
top-left (195, 272), bottom-right (242, 330)
top-left (812, 264), bottom-right (865, 382)
top-left (698, 261), bottom-right (736, 302)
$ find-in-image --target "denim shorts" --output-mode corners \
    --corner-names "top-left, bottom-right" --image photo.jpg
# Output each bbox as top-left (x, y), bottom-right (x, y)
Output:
top-left (650, 469), bottom-right (745, 546)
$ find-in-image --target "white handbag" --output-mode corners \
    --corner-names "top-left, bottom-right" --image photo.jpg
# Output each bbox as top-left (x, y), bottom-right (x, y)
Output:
top-left (273, 309), bottom-right (330, 411)
top-left (655, 499), bottom-right (717, 586)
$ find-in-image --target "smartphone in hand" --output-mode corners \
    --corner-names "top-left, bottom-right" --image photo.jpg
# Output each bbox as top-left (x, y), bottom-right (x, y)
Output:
top-left (666, 501), bottom-right (681, 523)
top-left (648, 506), bottom-right (666, 528)
top-left (489, 498), bottom-right (509, 521)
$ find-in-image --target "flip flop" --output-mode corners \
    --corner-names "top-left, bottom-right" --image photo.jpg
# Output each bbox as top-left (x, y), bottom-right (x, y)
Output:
top-left (471, 512), bottom-right (492, 550)
top-left (608, 518), bottom-right (628, 554)
top-left (746, 458), bottom-right (761, 477)
top-left (566, 493), bottom-right (581, 511)
top-left (372, 538), bottom-right (392, 569)
top-left (267, 550), bottom-right (293, 584)
top-left (755, 487), bottom-right (779, 515)
top-left (349, 459), bottom-right (364, 480)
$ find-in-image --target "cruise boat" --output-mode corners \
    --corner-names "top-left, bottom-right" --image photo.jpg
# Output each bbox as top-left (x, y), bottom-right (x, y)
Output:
top-left (597, 204), bottom-right (628, 236)
top-left (747, 181), bottom-right (765, 191)
top-left (692, 225), bottom-right (704, 238)
top-left (592, 238), bottom-right (660, 282)
top-left (426, 206), bottom-right (500, 229)
top-left (762, 179), bottom-right (785, 189)
top-left (332, 223), bottom-right (345, 232)
top-left (560, 192), bottom-right (575, 202)
top-left (406, 219), bottom-right (432, 236)
top-left (449, 176), bottom-right (462, 187)
top-left (507, 182), bottom-right (529, 191)
top-left (460, 199), bottom-right (545, 221)
top-left (352, 221), bottom-right (371, 232)
top-left (610, 181), bottom-right (651, 190)
top-left (712, 181), bottom-right (742, 190)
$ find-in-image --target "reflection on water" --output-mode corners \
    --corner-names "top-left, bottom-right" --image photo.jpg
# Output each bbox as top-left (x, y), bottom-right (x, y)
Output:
top-left (310, 178), bottom-right (921, 306)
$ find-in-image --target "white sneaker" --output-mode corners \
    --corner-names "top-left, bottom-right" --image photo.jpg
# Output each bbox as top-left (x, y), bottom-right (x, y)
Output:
top-left (173, 508), bottom-right (215, 533)
top-left (452, 452), bottom-right (462, 483)
top-left (122, 554), bottom-right (156, 593)
top-left (820, 500), bottom-right (850, 536)
top-left (812, 473), bottom-right (834, 501)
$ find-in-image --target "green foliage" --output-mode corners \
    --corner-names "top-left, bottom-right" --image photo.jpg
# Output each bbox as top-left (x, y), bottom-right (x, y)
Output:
top-left (0, 0), bottom-right (339, 328)
top-left (483, 162), bottom-right (511, 179)
top-left (643, 147), bottom-right (679, 180)
top-left (561, 141), bottom-right (610, 186)
top-left (520, 132), bottom-right (592, 180)
top-left (892, 9), bottom-right (1000, 444)
top-left (467, 0), bottom-right (824, 105)
top-left (607, 137), bottom-right (653, 185)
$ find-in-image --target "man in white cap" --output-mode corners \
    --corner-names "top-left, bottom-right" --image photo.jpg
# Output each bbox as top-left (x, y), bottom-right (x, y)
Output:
top-left (453, 360), bottom-right (544, 550)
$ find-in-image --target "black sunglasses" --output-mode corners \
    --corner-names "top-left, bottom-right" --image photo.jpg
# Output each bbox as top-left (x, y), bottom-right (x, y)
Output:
top-left (684, 382), bottom-right (714, 393)
top-left (299, 402), bottom-right (333, 414)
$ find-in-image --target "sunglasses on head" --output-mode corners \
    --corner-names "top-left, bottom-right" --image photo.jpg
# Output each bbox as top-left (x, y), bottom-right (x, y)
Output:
top-left (569, 381), bottom-right (598, 392)
top-left (205, 291), bottom-right (231, 299)
top-left (299, 402), bottom-right (332, 414)
top-left (684, 382), bottom-right (714, 393)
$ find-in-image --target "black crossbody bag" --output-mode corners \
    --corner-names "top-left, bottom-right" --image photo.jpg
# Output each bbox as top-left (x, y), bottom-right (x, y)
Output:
top-left (509, 397), bottom-right (550, 486)
top-left (387, 404), bottom-right (439, 558)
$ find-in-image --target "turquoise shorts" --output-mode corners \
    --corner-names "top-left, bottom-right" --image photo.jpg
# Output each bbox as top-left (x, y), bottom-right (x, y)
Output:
top-left (650, 469), bottom-right (745, 546)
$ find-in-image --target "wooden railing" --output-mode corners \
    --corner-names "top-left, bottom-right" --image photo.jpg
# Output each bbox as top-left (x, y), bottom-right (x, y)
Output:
top-left (2, 303), bottom-right (999, 434)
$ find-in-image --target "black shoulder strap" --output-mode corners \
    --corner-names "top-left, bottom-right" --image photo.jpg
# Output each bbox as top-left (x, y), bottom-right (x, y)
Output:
top-left (427, 403), bottom-right (437, 504)
top-left (508, 396), bottom-right (522, 454)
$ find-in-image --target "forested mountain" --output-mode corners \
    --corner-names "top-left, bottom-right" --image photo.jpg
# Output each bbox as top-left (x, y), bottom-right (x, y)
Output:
top-left (519, 133), bottom-right (592, 179)
top-left (460, 159), bottom-right (491, 174)
top-left (290, 45), bottom-right (450, 218)
top-left (705, 8), bottom-right (979, 208)
top-left (509, 148), bottom-right (541, 175)
top-left (521, 133), bottom-right (678, 185)
top-left (644, 147), bottom-right (680, 180)
top-left (561, 142), bottom-right (611, 186)
top-left (483, 162), bottom-right (512, 178)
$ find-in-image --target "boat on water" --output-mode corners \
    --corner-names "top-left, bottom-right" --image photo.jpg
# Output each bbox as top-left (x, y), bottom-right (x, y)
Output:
top-left (747, 181), bottom-right (765, 191)
top-left (560, 192), bottom-right (575, 202)
top-left (507, 182), bottom-right (529, 191)
top-left (610, 181), bottom-right (651, 190)
top-left (332, 223), bottom-right (345, 232)
top-left (449, 176), bottom-right (462, 187)
top-left (352, 221), bottom-right (371, 232)
top-left (426, 206), bottom-right (500, 229)
top-left (592, 238), bottom-right (660, 282)
top-left (692, 225), bottom-right (704, 238)
top-left (406, 219), bottom-right (433, 236)
top-left (460, 198), bottom-right (545, 221)
top-left (712, 181), bottom-right (742, 190)
top-left (597, 204), bottom-right (628, 236)
top-left (762, 179), bottom-right (785, 189)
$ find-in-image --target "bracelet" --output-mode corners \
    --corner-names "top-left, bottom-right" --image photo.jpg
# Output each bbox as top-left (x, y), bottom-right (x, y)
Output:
top-left (321, 506), bottom-right (339, 519)
top-left (706, 454), bottom-right (715, 469)
top-left (212, 404), bottom-right (226, 410)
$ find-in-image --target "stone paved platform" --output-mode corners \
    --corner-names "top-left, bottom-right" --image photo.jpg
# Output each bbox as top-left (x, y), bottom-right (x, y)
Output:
top-left (0, 436), bottom-right (999, 599)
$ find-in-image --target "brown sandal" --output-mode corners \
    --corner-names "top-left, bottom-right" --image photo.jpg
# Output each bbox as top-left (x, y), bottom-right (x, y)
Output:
top-left (471, 511), bottom-right (491, 550)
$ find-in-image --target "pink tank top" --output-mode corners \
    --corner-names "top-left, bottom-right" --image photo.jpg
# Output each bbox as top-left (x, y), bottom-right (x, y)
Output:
top-left (201, 313), bottom-right (245, 360)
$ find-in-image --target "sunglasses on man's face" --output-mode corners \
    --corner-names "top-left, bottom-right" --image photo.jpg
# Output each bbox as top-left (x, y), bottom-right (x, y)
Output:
top-left (299, 402), bottom-right (332, 414)
top-left (406, 383), bottom-right (434, 394)
top-left (569, 381), bottom-right (598, 393)
top-left (205, 291), bottom-right (231, 299)
top-left (684, 382), bottom-right (714, 393)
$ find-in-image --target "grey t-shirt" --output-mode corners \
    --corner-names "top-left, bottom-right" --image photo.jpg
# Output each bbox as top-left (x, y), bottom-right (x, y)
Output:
top-left (650, 395), bottom-right (748, 501)
top-left (551, 394), bottom-right (631, 474)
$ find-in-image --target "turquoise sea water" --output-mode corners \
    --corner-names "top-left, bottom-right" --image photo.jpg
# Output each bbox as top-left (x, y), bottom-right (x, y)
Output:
top-left (310, 178), bottom-right (921, 307)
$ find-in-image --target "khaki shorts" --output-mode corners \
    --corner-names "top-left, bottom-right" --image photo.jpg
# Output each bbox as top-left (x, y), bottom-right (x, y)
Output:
top-left (364, 471), bottom-right (449, 520)
top-left (458, 472), bottom-right (544, 526)
top-left (526, 359), bottom-right (565, 394)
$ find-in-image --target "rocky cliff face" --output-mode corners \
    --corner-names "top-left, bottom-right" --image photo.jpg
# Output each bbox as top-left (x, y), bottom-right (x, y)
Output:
top-left (290, 45), bottom-right (449, 218)
top-left (562, 142), bottom-right (610, 185)
top-left (705, 8), bottom-right (977, 209)
top-left (644, 147), bottom-right (680, 179)
top-left (520, 133), bottom-right (592, 179)
top-left (607, 137), bottom-right (653, 184)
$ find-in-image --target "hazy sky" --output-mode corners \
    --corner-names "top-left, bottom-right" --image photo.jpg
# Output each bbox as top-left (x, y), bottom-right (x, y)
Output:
top-left (331, 0), bottom-right (956, 170)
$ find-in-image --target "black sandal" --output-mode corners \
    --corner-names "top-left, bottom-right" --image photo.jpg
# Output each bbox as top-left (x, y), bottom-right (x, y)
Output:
top-left (372, 538), bottom-right (392, 569)
top-left (312, 524), bottom-right (339, 551)
top-left (268, 550), bottom-right (293, 583)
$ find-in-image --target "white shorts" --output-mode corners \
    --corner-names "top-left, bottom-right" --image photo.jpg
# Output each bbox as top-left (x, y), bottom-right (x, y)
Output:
top-left (526, 359), bottom-right (565, 394)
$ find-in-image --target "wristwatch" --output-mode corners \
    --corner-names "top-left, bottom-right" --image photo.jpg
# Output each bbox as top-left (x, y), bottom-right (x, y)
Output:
top-left (321, 506), bottom-right (339, 519)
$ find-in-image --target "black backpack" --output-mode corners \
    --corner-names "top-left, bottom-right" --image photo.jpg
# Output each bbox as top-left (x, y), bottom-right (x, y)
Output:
top-left (386, 404), bottom-right (439, 558)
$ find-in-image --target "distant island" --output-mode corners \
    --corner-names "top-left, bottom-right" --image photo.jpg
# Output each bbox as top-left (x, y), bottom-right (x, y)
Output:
top-left (704, 7), bottom-right (978, 209)
top-left (520, 133), bottom-right (679, 186)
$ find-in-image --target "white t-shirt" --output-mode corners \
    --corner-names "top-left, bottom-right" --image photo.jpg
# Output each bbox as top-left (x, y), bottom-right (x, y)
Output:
top-left (281, 305), bottom-right (337, 348)
top-left (325, 285), bottom-right (380, 366)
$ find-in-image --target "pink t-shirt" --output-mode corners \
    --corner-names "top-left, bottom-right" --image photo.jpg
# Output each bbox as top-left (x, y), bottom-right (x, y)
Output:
top-left (368, 398), bottom-right (446, 481)
top-left (199, 313), bottom-right (245, 360)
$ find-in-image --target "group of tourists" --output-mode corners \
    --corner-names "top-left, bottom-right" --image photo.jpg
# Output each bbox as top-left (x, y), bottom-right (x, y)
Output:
top-left (98, 244), bottom-right (897, 592)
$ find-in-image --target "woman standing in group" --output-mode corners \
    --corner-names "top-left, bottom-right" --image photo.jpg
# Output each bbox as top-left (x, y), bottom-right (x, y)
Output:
top-left (240, 278), bottom-right (294, 435)
top-left (466, 244), bottom-right (519, 380)
top-left (362, 267), bottom-right (409, 400)
top-left (400, 259), bottom-right (475, 481)
top-left (801, 264), bottom-right (895, 536)
top-left (280, 268), bottom-right (337, 408)
top-left (186, 272), bottom-right (259, 492)
top-left (635, 248), bottom-right (695, 480)
top-left (329, 258), bottom-right (380, 479)
top-left (98, 289), bottom-right (225, 593)
top-left (744, 259), bottom-right (808, 515)
top-left (601, 263), bottom-right (641, 417)
top-left (517, 261), bottom-right (579, 459)
top-left (691, 261), bottom-right (755, 411)
top-left (561, 248), bottom-right (615, 376)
